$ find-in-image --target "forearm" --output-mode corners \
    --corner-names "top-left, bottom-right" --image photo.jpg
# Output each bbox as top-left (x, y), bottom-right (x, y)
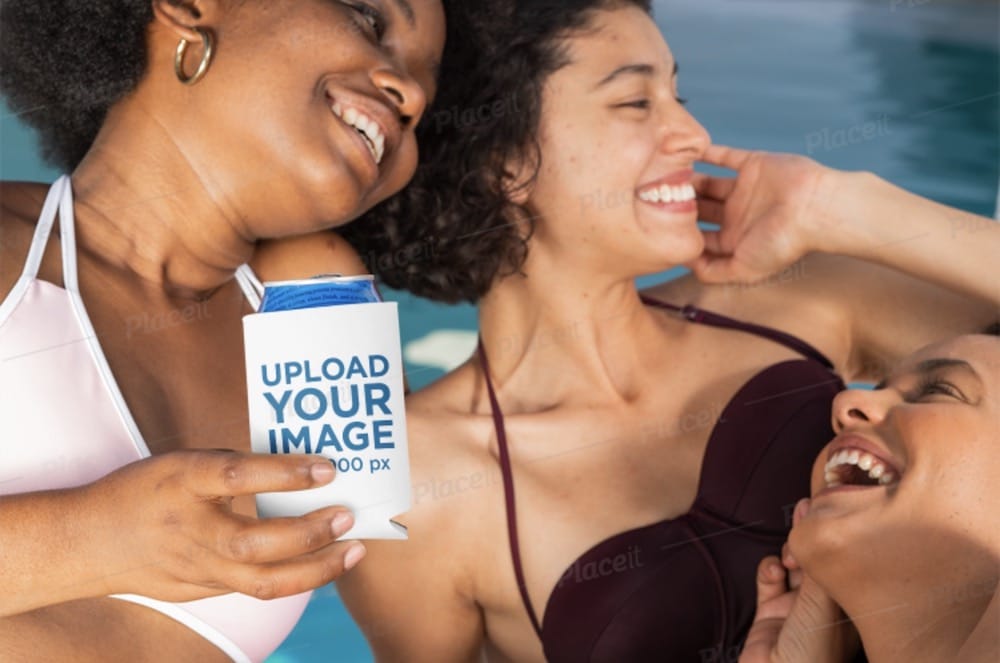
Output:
top-left (0, 488), bottom-right (109, 616)
top-left (816, 170), bottom-right (1000, 306)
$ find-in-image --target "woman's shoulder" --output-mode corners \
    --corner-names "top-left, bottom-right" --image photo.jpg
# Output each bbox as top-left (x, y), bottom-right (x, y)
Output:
top-left (640, 264), bottom-right (851, 369)
top-left (407, 367), bottom-right (498, 469)
top-left (0, 181), bottom-right (55, 299)
top-left (403, 365), bottom-right (504, 514)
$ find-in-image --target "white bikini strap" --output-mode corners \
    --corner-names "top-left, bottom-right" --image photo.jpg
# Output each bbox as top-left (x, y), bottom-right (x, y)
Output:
top-left (26, 178), bottom-right (265, 309)
top-left (20, 175), bottom-right (70, 280)
top-left (57, 175), bottom-right (83, 293)
top-left (234, 264), bottom-right (264, 312)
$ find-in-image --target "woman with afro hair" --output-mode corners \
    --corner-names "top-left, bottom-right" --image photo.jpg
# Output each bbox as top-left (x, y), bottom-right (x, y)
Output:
top-left (0, 0), bottom-right (444, 660)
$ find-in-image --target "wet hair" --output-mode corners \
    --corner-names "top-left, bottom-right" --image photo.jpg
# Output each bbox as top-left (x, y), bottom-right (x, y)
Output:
top-left (0, 1), bottom-right (161, 171)
top-left (343, 0), bottom-right (653, 303)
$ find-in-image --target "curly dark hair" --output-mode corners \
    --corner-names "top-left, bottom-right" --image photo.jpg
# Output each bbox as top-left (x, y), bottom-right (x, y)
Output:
top-left (0, 0), bottom-right (162, 171)
top-left (342, 0), bottom-right (653, 303)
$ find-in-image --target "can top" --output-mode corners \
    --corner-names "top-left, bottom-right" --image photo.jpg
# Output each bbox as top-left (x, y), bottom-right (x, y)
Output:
top-left (258, 274), bottom-right (381, 313)
top-left (262, 274), bottom-right (376, 288)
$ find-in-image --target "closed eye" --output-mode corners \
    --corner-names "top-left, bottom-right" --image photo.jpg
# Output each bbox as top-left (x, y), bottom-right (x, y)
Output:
top-left (615, 99), bottom-right (650, 110)
top-left (341, 1), bottom-right (386, 40)
top-left (913, 379), bottom-right (966, 402)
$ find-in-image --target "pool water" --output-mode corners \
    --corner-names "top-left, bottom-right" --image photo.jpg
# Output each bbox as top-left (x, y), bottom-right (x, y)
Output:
top-left (1, 0), bottom-right (996, 661)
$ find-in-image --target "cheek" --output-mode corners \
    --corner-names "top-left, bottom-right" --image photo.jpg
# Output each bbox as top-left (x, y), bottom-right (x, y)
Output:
top-left (381, 137), bottom-right (419, 196)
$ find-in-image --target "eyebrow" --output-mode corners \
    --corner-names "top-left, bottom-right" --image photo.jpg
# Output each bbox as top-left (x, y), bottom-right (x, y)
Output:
top-left (915, 358), bottom-right (979, 376)
top-left (390, 0), bottom-right (416, 27)
top-left (595, 61), bottom-right (679, 89)
top-left (874, 358), bottom-right (980, 390)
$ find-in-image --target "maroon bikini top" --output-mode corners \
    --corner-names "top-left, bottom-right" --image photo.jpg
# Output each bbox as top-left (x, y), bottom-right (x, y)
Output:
top-left (480, 298), bottom-right (846, 662)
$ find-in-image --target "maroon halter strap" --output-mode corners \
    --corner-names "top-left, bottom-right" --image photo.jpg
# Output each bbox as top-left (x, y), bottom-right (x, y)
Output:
top-left (639, 296), bottom-right (835, 369)
top-left (478, 340), bottom-right (545, 638)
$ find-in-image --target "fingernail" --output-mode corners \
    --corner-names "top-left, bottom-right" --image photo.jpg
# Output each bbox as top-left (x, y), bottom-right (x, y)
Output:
top-left (310, 461), bottom-right (335, 483)
top-left (331, 512), bottom-right (354, 536)
top-left (344, 543), bottom-right (367, 571)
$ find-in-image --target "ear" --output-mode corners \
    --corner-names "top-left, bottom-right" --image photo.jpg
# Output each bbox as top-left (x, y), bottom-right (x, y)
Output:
top-left (501, 149), bottom-right (538, 206)
top-left (151, 0), bottom-right (220, 41)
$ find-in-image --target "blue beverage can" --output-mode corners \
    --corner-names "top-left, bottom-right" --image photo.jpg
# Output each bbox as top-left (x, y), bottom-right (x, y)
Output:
top-left (259, 275), bottom-right (380, 313)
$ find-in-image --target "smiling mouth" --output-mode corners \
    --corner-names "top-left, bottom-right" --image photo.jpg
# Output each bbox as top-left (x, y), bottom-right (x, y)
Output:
top-left (823, 447), bottom-right (901, 489)
top-left (331, 101), bottom-right (386, 165)
top-left (637, 182), bottom-right (697, 204)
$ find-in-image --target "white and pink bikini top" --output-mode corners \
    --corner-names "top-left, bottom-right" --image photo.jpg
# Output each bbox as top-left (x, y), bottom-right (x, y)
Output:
top-left (0, 176), bottom-right (311, 662)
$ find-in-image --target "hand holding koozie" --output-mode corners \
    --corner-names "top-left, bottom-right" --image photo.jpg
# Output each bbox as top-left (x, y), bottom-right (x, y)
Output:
top-left (244, 276), bottom-right (409, 540)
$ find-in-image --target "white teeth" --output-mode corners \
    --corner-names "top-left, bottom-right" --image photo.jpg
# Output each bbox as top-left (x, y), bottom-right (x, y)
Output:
top-left (823, 448), bottom-right (900, 489)
top-left (330, 101), bottom-right (386, 165)
top-left (638, 182), bottom-right (696, 204)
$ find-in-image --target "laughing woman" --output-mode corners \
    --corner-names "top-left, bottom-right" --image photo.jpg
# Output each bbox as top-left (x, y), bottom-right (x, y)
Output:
top-left (0, 0), bottom-right (443, 661)
top-left (337, 0), bottom-right (998, 660)
top-left (742, 329), bottom-right (1000, 663)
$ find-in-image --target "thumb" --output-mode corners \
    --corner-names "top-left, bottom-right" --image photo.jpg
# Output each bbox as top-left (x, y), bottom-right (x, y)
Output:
top-left (689, 252), bottom-right (744, 285)
top-left (772, 575), bottom-right (854, 663)
top-left (754, 556), bottom-right (796, 621)
top-left (739, 556), bottom-right (794, 662)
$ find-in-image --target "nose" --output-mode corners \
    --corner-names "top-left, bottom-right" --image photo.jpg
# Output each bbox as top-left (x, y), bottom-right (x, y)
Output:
top-left (372, 67), bottom-right (428, 128)
top-left (831, 387), bottom-right (896, 433)
top-left (660, 102), bottom-right (711, 160)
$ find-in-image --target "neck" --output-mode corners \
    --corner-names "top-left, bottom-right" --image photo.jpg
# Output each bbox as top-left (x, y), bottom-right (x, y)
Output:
top-left (68, 99), bottom-right (255, 301)
top-left (851, 578), bottom-right (997, 663)
top-left (478, 248), bottom-right (672, 410)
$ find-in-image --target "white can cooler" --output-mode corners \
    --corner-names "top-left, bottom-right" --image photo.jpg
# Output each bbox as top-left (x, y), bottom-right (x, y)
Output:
top-left (244, 298), bottom-right (410, 540)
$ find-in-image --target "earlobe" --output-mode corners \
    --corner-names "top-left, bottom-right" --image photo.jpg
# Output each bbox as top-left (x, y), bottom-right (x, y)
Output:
top-left (503, 176), bottom-right (532, 206)
top-left (152, 0), bottom-right (220, 85)
top-left (501, 157), bottom-right (537, 206)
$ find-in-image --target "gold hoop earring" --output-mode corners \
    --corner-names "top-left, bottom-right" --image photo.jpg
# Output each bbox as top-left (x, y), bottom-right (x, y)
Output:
top-left (174, 27), bottom-right (215, 86)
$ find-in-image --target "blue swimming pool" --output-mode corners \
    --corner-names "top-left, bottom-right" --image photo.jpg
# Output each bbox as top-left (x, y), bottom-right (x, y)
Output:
top-left (1, 0), bottom-right (996, 660)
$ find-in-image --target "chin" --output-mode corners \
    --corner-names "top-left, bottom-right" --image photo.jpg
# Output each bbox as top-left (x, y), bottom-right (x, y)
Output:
top-left (789, 500), bottom-right (891, 595)
top-left (650, 230), bottom-right (704, 267)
